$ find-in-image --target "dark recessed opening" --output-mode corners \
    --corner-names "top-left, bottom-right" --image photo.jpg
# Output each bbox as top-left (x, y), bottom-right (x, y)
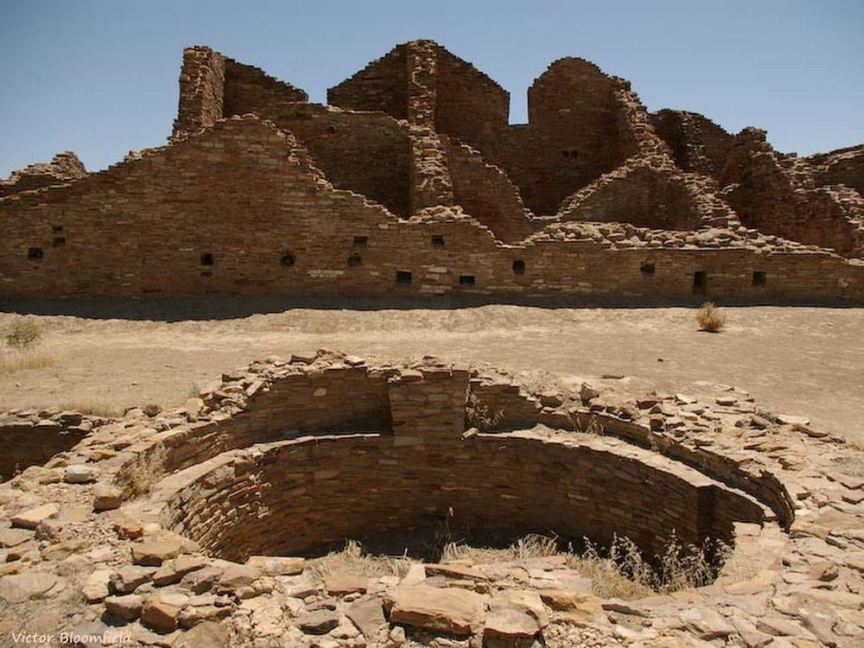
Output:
top-left (693, 271), bottom-right (707, 294)
top-left (396, 270), bottom-right (412, 286)
top-left (459, 274), bottom-right (476, 286)
top-left (327, 125), bottom-right (337, 134)
top-left (200, 253), bottom-right (214, 266)
top-left (281, 252), bottom-right (296, 268)
top-left (641, 262), bottom-right (655, 276)
top-left (431, 235), bottom-right (445, 248)
top-left (512, 259), bottom-right (526, 275)
top-left (752, 271), bottom-right (767, 287)
top-left (347, 253), bottom-right (362, 267)
top-left (562, 149), bottom-right (578, 159)
top-left (52, 237), bottom-right (66, 247)
top-left (27, 247), bottom-right (43, 260)
top-left (51, 224), bottom-right (64, 233)
top-left (352, 236), bottom-right (368, 248)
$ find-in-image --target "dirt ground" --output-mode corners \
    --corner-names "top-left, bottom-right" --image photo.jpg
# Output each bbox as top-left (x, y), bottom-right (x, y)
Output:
top-left (0, 301), bottom-right (862, 442)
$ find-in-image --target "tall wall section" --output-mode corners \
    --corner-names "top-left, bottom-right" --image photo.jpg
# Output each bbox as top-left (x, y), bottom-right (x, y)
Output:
top-left (0, 117), bottom-right (862, 303)
top-left (720, 129), bottom-right (860, 255)
top-left (651, 110), bottom-right (734, 178)
top-left (466, 59), bottom-right (643, 216)
top-left (327, 44), bottom-right (409, 119)
top-left (172, 46), bottom-right (308, 139)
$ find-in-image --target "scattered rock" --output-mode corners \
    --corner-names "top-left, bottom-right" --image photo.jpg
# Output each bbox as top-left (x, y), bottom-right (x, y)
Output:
top-left (0, 528), bottom-right (31, 548)
top-left (175, 620), bottom-right (230, 648)
top-left (105, 594), bottom-right (143, 621)
top-left (0, 572), bottom-right (63, 603)
top-left (110, 565), bottom-right (156, 594)
top-left (11, 503), bottom-right (59, 529)
top-left (346, 596), bottom-right (387, 639)
top-left (153, 554), bottom-right (207, 586)
top-left (131, 536), bottom-right (183, 566)
top-left (141, 596), bottom-right (181, 632)
top-left (217, 563), bottom-right (258, 591)
top-left (93, 484), bottom-right (122, 511)
top-left (679, 607), bottom-right (734, 640)
top-left (63, 464), bottom-right (100, 483)
top-left (386, 584), bottom-right (486, 636)
top-left (297, 609), bottom-right (341, 635)
top-left (246, 555), bottom-right (305, 576)
top-left (324, 573), bottom-right (368, 595)
top-left (82, 569), bottom-right (113, 603)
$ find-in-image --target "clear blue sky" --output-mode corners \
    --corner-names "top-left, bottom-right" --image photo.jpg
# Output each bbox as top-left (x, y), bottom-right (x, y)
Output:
top-left (1, 0), bottom-right (862, 176)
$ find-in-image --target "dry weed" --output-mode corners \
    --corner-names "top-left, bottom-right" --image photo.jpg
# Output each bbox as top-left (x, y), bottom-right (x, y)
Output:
top-left (306, 540), bottom-right (412, 579)
top-left (696, 302), bottom-right (726, 333)
top-left (124, 444), bottom-right (168, 497)
top-left (4, 319), bottom-right (42, 349)
top-left (442, 532), bottom-right (729, 599)
top-left (0, 351), bottom-right (54, 372)
top-left (465, 392), bottom-right (504, 432)
top-left (60, 402), bottom-right (121, 418)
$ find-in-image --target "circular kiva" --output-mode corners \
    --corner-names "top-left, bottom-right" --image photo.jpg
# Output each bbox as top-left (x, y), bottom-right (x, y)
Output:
top-left (1, 351), bottom-right (863, 647)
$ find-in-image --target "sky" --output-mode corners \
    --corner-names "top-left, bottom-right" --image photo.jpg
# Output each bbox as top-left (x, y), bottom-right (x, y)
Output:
top-left (1, 0), bottom-right (862, 176)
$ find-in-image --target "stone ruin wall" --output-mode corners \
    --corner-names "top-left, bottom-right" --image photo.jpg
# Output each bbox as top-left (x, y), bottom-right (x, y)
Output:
top-left (1, 40), bottom-right (864, 303)
top-left (0, 114), bottom-right (861, 302)
top-left (8, 352), bottom-right (864, 645)
top-left (0, 151), bottom-right (87, 199)
top-left (142, 360), bottom-right (768, 562)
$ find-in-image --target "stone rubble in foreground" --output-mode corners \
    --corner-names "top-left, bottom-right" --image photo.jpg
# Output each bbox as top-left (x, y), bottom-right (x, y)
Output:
top-left (0, 350), bottom-right (862, 647)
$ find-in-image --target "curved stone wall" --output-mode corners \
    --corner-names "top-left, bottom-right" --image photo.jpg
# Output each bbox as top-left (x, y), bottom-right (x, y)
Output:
top-left (160, 430), bottom-right (767, 563)
top-left (5, 353), bottom-right (864, 646)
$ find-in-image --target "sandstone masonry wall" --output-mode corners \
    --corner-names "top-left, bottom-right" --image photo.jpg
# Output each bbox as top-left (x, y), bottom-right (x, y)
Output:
top-left (327, 44), bottom-right (409, 120)
top-left (0, 118), bottom-right (862, 303)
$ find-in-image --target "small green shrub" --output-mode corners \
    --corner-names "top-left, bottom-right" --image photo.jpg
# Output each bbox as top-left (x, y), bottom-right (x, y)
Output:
top-left (5, 320), bottom-right (42, 349)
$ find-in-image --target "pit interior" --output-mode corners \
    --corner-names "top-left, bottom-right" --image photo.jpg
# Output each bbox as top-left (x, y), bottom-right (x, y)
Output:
top-left (130, 361), bottom-right (783, 587)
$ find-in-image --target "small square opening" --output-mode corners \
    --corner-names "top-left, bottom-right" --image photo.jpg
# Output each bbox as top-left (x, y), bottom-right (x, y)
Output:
top-left (27, 247), bottom-right (43, 260)
top-left (52, 237), bottom-right (66, 247)
top-left (431, 235), bottom-right (445, 248)
top-left (640, 262), bottom-right (655, 276)
top-left (693, 270), bottom-right (707, 294)
top-left (396, 270), bottom-right (412, 285)
top-left (281, 252), bottom-right (296, 267)
top-left (200, 253), bottom-right (214, 266)
top-left (352, 236), bottom-right (368, 248)
top-left (51, 224), bottom-right (64, 233)
top-left (752, 271), bottom-right (767, 287)
top-left (347, 253), bottom-right (362, 267)
top-left (512, 259), bottom-right (526, 275)
top-left (459, 274), bottom-right (476, 286)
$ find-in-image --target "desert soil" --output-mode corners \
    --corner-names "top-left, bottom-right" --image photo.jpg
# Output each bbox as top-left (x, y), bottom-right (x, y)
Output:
top-left (0, 302), bottom-right (861, 442)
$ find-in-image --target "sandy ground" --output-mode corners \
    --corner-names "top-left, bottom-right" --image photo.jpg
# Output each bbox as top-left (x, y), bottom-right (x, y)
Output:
top-left (0, 302), bottom-right (862, 441)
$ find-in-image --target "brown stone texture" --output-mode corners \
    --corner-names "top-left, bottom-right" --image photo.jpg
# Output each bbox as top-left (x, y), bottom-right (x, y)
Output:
top-left (0, 410), bottom-right (101, 480)
top-left (2, 352), bottom-right (864, 646)
top-left (2, 39), bottom-right (864, 302)
top-left (719, 128), bottom-right (864, 255)
top-left (0, 151), bottom-right (86, 198)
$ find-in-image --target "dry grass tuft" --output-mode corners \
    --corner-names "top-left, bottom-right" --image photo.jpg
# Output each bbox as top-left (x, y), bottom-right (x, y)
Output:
top-left (124, 444), bottom-right (168, 497)
top-left (442, 532), bottom-right (729, 599)
top-left (60, 402), bottom-right (121, 418)
top-left (306, 540), bottom-right (412, 579)
top-left (0, 351), bottom-right (54, 373)
top-left (4, 319), bottom-right (42, 349)
top-left (465, 392), bottom-right (504, 432)
top-left (696, 302), bottom-right (726, 333)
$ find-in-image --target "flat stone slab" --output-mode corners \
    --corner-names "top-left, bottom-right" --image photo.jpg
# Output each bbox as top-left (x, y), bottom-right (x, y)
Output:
top-left (387, 584), bottom-right (486, 636)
